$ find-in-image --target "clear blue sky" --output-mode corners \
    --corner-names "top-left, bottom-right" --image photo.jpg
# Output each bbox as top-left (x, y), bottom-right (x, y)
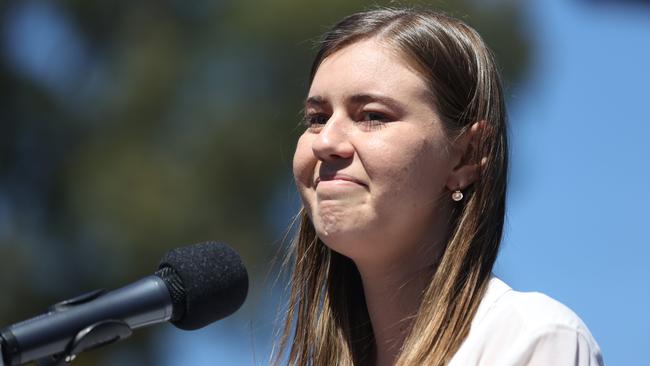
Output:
top-left (160, 1), bottom-right (650, 364)
top-left (496, 1), bottom-right (650, 365)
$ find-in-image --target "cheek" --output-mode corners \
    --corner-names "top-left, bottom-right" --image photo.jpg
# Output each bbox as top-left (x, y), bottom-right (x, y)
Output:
top-left (367, 137), bottom-right (450, 196)
top-left (292, 135), bottom-right (312, 182)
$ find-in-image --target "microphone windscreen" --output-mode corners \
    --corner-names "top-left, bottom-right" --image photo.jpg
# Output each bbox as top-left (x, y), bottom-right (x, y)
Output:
top-left (158, 242), bottom-right (248, 330)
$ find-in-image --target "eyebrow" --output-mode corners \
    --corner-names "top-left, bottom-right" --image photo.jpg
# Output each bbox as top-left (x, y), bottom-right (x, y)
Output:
top-left (304, 95), bottom-right (327, 108)
top-left (304, 93), bottom-right (407, 114)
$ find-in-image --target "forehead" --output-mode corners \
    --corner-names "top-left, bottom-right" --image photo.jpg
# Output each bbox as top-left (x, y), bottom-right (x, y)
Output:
top-left (308, 38), bottom-right (432, 103)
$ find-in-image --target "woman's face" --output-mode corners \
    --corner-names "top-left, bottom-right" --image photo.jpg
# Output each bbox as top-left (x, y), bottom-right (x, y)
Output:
top-left (293, 38), bottom-right (458, 266)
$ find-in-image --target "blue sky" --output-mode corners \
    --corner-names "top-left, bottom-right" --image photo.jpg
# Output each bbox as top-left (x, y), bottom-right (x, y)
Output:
top-left (497, 1), bottom-right (650, 365)
top-left (157, 1), bottom-right (650, 364)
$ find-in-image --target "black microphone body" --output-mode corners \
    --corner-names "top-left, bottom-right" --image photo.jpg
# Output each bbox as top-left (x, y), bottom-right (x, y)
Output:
top-left (1, 275), bottom-right (173, 365)
top-left (0, 242), bottom-right (248, 366)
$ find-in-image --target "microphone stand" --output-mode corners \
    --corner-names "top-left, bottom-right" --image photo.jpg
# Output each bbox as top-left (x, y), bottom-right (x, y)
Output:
top-left (34, 319), bottom-right (132, 366)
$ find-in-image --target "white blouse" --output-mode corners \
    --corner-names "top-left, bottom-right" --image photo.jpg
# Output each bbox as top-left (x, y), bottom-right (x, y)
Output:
top-left (448, 277), bottom-right (604, 365)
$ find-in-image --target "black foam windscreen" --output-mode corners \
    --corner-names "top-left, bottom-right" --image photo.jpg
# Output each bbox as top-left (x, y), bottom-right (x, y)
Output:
top-left (157, 242), bottom-right (248, 330)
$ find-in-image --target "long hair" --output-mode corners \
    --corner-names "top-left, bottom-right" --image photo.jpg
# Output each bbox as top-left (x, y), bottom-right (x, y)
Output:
top-left (275, 7), bottom-right (508, 366)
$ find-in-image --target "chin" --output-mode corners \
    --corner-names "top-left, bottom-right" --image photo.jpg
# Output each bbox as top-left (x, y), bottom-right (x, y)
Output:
top-left (313, 221), bottom-right (350, 244)
top-left (307, 204), bottom-right (380, 257)
top-left (313, 223), bottom-right (375, 261)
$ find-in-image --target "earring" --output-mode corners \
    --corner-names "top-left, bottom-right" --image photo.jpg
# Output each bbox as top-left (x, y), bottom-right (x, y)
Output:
top-left (452, 189), bottom-right (463, 202)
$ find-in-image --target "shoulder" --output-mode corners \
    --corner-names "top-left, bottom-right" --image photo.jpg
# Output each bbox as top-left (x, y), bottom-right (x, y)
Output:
top-left (484, 277), bottom-right (591, 335)
top-left (449, 277), bottom-right (604, 366)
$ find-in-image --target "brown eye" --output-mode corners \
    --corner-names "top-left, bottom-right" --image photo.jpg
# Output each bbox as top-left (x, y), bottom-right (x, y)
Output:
top-left (303, 113), bottom-right (329, 127)
top-left (361, 112), bottom-right (390, 122)
top-left (358, 111), bottom-right (390, 130)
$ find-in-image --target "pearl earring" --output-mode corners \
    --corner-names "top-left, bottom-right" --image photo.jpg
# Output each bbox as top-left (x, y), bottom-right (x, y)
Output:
top-left (452, 189), bottom-right (463, 202)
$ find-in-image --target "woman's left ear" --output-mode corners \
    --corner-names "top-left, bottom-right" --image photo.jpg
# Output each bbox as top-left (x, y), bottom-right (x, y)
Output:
top-left (446, 121), bottom-right (487, 191)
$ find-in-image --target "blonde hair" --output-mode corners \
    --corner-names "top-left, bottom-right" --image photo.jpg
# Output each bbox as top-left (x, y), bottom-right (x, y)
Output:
top-left (276, 8), bottom-right (508, 366)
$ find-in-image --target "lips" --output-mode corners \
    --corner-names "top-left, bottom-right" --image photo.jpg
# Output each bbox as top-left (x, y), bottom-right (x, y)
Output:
top-left (315, 173), bottom-right (366, 187)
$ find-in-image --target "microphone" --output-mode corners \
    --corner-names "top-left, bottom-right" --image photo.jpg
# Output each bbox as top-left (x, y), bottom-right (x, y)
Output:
top-left (0, 242), bottom-right (248, 366)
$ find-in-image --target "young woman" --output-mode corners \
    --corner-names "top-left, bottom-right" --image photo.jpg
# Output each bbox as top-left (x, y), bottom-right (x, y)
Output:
top-left (277, 8), bottom-right (603, 366)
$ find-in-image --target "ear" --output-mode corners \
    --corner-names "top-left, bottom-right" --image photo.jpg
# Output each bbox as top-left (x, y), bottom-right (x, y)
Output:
top-left (446, 121), bottom-right (487, 191)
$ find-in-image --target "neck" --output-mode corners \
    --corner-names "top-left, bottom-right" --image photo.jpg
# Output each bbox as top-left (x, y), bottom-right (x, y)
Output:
top-left (355, 253), bottom-right (437, 366)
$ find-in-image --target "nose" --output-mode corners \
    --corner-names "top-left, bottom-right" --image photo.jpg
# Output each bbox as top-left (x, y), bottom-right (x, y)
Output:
top-left (311, 115), bottom-right (354, 161)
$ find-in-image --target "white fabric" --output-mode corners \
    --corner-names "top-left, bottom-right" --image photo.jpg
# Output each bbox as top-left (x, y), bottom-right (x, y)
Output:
top-left (448, 277), bottom-right (604, 366)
